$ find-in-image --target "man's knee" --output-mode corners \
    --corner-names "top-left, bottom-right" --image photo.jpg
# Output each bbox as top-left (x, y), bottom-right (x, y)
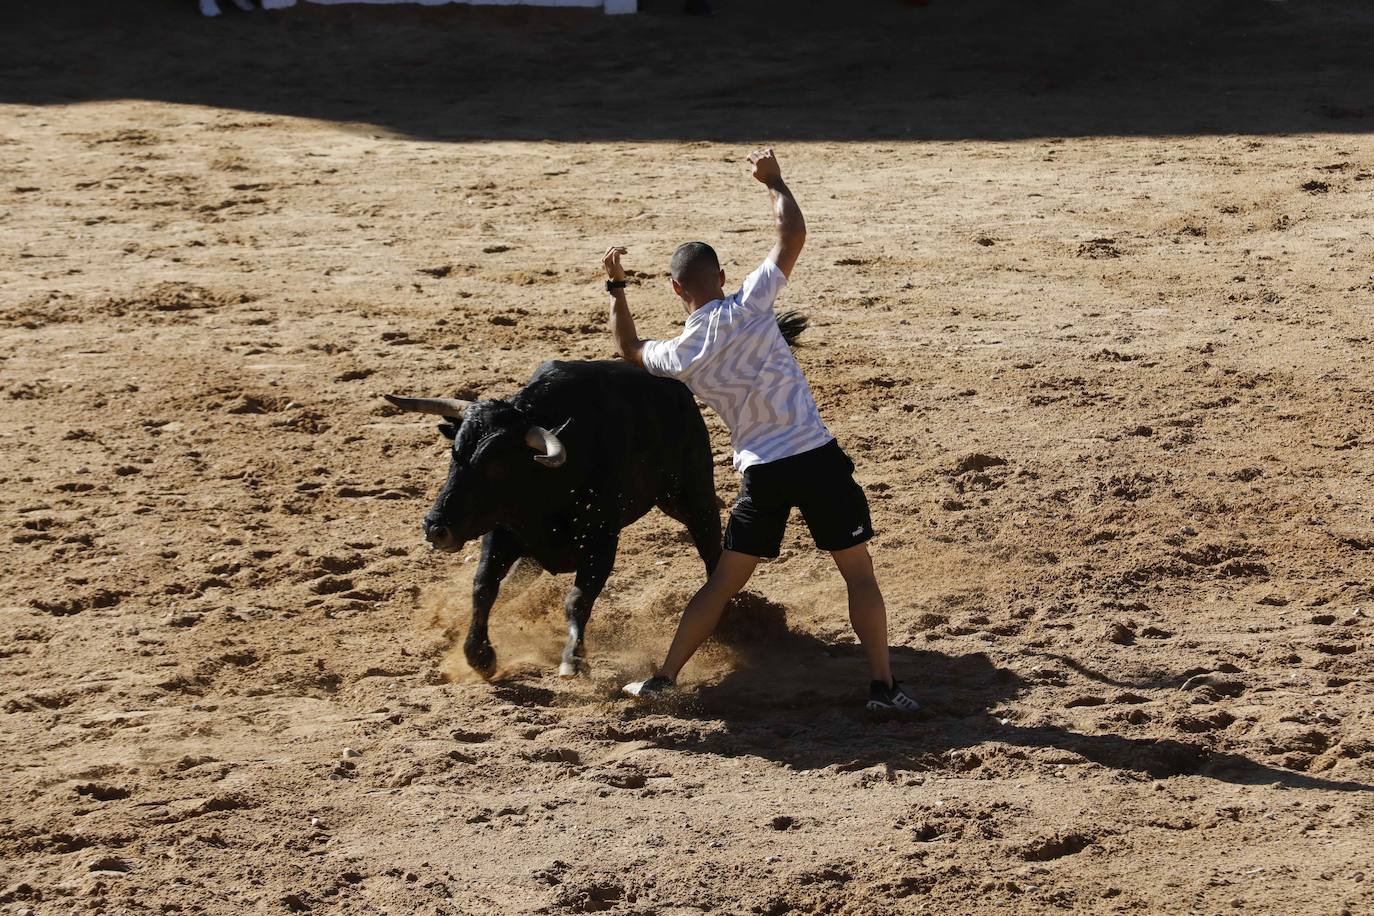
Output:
top-left (704, 568), bottom-right (753, 601)
top-left (831, 544), bottom-right (876, 584)
top-left (843, 572), bottom-right (881, 599)
top-left (710, 550), bottom-right (759, 587)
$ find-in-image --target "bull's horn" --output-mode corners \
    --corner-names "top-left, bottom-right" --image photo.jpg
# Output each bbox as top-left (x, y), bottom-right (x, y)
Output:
top-left (525, 425), bottom-right (566, 468)
top-left (383, 394), bottom-right (472, 418)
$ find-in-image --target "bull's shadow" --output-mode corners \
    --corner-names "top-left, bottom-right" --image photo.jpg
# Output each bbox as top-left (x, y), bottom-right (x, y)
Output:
top-left (598, 607), bottom-right (1373, 793)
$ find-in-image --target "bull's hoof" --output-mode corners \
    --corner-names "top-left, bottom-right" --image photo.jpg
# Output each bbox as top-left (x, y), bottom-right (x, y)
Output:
top-left (465, 641), bottom-right (496, 675)
top-left (558, 657), bottom-right (588, 678)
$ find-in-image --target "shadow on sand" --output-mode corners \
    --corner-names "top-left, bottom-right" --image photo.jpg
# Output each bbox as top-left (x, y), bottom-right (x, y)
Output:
top-left (3, 0), bottom-right (1373, 143)
top-left (486, 596), bottom-right (1373, 793)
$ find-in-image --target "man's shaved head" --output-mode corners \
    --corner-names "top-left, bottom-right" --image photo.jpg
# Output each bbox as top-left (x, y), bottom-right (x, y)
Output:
top-left (670, 241), bottom-right (721, 289)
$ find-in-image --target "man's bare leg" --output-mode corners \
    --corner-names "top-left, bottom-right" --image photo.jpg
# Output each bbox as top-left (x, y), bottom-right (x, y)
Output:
top-left (830, 543), bottom-right (893, 686)
top-left (657, 550), bottom-right (759, 680)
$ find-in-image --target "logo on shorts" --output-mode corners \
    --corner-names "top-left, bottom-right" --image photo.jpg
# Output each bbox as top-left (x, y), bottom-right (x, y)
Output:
top-left (851, 526), bottom-right (865, 537)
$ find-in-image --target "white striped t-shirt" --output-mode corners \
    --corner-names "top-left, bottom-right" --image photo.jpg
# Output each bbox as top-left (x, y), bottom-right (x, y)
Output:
top-left (641, 259), bottom-right (833, 472)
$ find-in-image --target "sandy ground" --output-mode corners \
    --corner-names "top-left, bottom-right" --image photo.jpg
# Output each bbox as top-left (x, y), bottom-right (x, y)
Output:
top-left (2, 1), bottom-right (1373, 914)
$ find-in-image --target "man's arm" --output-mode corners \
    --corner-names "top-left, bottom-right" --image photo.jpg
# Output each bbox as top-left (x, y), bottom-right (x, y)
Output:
top-left (749, 147), bottom-right (806, 279)
top-left (603, 245), bottom-right (644, 367)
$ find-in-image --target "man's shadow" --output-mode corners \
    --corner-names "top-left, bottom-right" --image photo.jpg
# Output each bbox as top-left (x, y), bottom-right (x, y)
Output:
top-left (590, 596), bottom-right (1373, 793)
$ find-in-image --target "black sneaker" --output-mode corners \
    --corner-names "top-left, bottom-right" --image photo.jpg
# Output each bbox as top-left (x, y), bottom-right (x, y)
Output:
top-left (867, 679), bottom-right (920, 713)
top-left (623, 674), bottom-right (675, 699)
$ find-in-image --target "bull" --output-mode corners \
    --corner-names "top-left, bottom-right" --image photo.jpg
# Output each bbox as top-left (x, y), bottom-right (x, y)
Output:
top-left (386, 312), bottom-right (804, 678)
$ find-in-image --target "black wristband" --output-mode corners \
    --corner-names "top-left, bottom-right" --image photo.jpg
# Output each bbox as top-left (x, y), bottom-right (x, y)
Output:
top-left (605, 279), bottom-right (628, 292)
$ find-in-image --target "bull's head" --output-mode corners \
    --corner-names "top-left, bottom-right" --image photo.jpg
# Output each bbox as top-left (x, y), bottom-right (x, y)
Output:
top-left (384, 394), bottom-right (567, 552)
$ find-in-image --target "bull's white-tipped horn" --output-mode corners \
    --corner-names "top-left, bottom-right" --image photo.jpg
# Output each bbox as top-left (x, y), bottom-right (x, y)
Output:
top-left (383, 394), bottom-right (472, 418)
top-left (525, 425), bottom-right (566, 468)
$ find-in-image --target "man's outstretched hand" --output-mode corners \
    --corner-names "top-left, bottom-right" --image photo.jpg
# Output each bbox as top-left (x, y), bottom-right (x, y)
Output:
top-left (603, 245), bottom-right (628, 282)
top-left (604, 245), bottom-right (643, 366)
top-left (751, 147), bottom-right (805, 278)
top-left (748, 147), bottom-right (783, 187)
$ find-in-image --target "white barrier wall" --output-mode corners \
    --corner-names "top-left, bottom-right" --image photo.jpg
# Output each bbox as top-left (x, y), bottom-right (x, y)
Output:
top-left (259, 0), bottom-right (635, 12)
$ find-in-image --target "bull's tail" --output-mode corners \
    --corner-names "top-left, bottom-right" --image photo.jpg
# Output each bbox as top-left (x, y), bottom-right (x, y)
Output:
top-left (776, 309), bottom-right (808, 348)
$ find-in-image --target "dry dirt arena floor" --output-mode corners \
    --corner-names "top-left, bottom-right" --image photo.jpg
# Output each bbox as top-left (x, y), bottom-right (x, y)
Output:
top-left (2, 1), bottom-right (1373, 914)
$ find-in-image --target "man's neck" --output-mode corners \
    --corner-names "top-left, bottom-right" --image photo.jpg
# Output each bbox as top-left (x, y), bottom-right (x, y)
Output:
top-left (685, 287), bottom-right (726, 314)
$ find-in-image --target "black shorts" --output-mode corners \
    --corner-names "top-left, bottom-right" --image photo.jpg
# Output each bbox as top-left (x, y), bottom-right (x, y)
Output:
top-left (724, 439), bottom-right (874, 559)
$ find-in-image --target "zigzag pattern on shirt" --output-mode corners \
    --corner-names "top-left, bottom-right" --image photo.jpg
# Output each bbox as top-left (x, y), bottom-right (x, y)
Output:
top-left (642, 261), bottom-right (832, 471)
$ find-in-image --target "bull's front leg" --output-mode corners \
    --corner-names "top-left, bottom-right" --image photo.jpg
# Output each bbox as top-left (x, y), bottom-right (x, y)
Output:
top-left (465, 528), bottom-right (524, 675)
top-left (560, 535), bottom-right (618, 678)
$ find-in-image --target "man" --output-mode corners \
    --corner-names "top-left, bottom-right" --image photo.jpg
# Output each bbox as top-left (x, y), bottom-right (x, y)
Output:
top-left (602, 148), bottom-right (919, 713)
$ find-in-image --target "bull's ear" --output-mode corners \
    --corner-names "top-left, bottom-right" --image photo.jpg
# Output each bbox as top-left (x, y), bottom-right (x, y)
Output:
top-left (437, 423), bottom-right (458, 440)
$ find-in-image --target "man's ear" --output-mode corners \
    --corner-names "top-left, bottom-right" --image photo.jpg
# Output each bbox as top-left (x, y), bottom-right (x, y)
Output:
top-left (437, 422), bottom-right (458, 440)
top-left (718, 268), bottom-right (726, 287)
top-left (670, 276), bottom-right (685, 299)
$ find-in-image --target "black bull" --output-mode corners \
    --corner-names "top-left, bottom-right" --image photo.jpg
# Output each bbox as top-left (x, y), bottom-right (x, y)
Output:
top-left (386, 313), bottom-right (805, 677)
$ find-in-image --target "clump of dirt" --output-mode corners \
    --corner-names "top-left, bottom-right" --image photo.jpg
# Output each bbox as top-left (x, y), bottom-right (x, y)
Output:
top-left (1076, 237), bottom-right (1122, 258)
top-left (100, 282), bottom-right (257, 319)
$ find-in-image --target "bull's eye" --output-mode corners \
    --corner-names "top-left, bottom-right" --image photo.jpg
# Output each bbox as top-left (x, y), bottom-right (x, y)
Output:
top-left (484, 462), bottom-right (511, 482)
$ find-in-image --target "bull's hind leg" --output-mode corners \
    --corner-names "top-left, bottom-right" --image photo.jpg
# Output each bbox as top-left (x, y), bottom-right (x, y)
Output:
top-left (658, 484), bottom-right (724, 576)
top-left (465, 527), bottom-right (523, 675)
top-left (561, 537), bottom-right (618, 677)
